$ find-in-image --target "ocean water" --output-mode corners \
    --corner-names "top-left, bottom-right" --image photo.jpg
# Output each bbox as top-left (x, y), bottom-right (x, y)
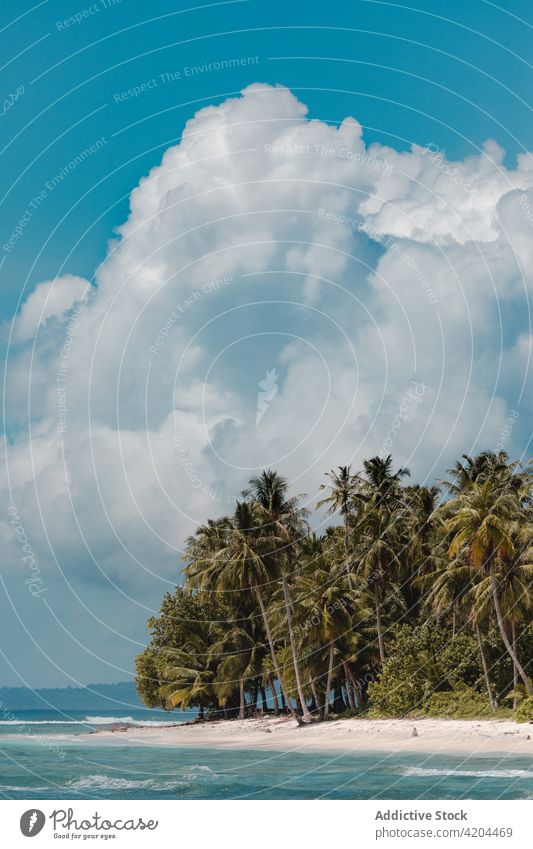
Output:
top-left (0, 708), bottom-right (195, 733)
top-left (0, 711), bottom-right (532, 800)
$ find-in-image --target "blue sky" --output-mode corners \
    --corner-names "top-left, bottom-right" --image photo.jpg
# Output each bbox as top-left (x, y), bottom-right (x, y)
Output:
top-left (1, 0), bottom-right (532, 687)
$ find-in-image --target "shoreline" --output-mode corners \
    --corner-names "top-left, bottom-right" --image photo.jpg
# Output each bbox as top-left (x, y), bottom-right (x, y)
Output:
top-left (53, 716), bottom-right (533, 756)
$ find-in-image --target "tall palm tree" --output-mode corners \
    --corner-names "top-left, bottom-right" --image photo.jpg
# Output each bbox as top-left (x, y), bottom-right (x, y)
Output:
top-left (317, 466), bottom-right (358, 524)
top-left (357, 455), bottom-right (410, 510)
top-left (292, 555), bottom-right (355, 718)
top-left (352, 499), bottom-right (407, 662)
top-left (442, 479), bottom-right (533, 695)
top-left (317, 466), bottom-right (358, 586)
top-left (183, 517), bottom-right (232, 587)
top-left (421, 556), bottom-right (499, 712)
top-left (405, 485), bottom-right (441, 572)
top-left (185, 500), bottom-right (302, 723)
top-left (245, 470), bottom-right (314, 722)
top-left (468, 524), bottom-right (533, 706)
top-left (261, 655), bottom-right (280, 715)
top-left (440, 450), bottom-right (528, 496)
top-left (159, 622), bottom-right (216, 716)
top-left (211, 620), bottom-right (264, 719)
top-left (404, 484), bottom-right (441, 615)
top-left (348, 457), bottom-right (410, 663)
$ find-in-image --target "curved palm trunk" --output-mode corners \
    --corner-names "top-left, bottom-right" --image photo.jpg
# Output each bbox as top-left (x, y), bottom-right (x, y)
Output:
top-left (491, 574), bottom-right (532, 695)
top-left (512, 623), bottom-right (518, 711)
top-left (348, 669), bottom-right (362, 708)
top-left (238, 676), bottom-right (245, 720)
top-left (251, 678), bottom-right (260, 711)
top-left (324, 643), bottom-right (335, 720)
top-left (266, 672), bottom-right (279, 715)
top-left (282, 576), bottom-right (313, 722)
top-left (310, 679), bottom-right (323, 720)
top-left (374, 584), bottom-right (386, 663)
top-left (474, 623), bottom-right (497, 712)
top-left (255, 586), bottom-right (303, 724)
top-left (342, 660), bottom-right (355, 708)
top-left (343, 516), bottom-right (355, 590)
top-left (333, 680), bottom-right (346, 713)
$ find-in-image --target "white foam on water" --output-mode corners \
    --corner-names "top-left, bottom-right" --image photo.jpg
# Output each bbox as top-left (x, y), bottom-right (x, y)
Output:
top-left (0, 784), bottom-right (51, 792)
top-left (0, 716), bottom-right (174, 727)
top-left (0, 720), bottom-right (81, 725)
top-left (404, 767), bottom-right (533, 779)
top-left (67, 774), bottom-right (187, 791)
top-left (85, 716), bottom-right (175, 726)
top-left (66, 764), bottom-right (219, 792)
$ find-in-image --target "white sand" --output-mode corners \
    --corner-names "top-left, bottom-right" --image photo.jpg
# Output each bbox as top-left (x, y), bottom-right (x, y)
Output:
top-left (85, 715), bottom-right (533, 755)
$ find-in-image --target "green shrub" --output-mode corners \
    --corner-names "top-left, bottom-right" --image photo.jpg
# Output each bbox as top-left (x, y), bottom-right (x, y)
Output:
top-left (424, 686), bottom-right (493, 719)
top-left (366, 624), bottom-right (483, 717)
top-left (514, 697), bottom-right (533, 723)
top-left (439, 635), bottom-right (484, 690)
top-left (135, 587), bottom-right (231, 711)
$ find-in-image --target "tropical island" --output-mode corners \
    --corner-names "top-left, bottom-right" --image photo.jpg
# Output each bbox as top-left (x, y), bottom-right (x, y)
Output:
top-left (134, 451), bottom-right (533, 744)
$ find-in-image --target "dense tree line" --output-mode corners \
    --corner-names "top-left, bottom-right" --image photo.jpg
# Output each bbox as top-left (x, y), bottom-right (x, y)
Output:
top-left (136, 452), bottom-right (533, 722)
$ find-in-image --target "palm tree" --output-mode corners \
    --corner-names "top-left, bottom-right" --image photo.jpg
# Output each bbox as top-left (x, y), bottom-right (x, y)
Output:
top-left (211, 620), bottom-right (264, 719)
top-left (184, 517), bottom-right (232, 587)
top-left (354, 501), bottom-right (407, 663)
top-left (292, 554), bottom-right (356, 718)
top-left (428, 557), bottom-right (499, 711)
top-left (159, 622), bottom-right (216, 716)
top-left (404, 484), bottom-right (441, 615)
top-left (357, 455), bottom-right (410, 510)
top-left (317, 466), bottom-right (358, 586)
top-left (344, 456), bottom-right (410, 663)
top-left (468, 524), bottom-right (533, 706)
top-left (185, 500), bottom-right (302, 722)
top-left (405, 485), bottom-right (441, 573)
top-left (442, 479), bottom-right (533, 695)
top-left (245, 470), bottom-right (314, 722)
top-left (317, 466), bottom-right (357, 523)
top-left (138, 449), bottom-right (533, 725)
top-left (440, 450), bottom-right (529, 496)
top-left (261, 655), bottom-right (280, 715)
top-left (504, 540), bottom-right (533, 707)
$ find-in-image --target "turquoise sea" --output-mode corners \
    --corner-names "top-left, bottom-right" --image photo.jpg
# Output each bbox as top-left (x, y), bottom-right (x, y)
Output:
top-left (1, 711), bottom-right (532, 800)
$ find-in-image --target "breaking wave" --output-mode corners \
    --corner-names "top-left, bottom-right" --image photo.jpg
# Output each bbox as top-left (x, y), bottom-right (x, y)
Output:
top-left (403, 767), bottom-right (533, 779)
top-left (0, 716), bottom-right (174, 727)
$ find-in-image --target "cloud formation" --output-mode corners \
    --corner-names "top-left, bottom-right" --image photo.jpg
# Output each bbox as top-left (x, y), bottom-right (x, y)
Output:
top-left (2, 83), bottom-right (532, 596)
top-left (13, 274), bottom-right (90, 344)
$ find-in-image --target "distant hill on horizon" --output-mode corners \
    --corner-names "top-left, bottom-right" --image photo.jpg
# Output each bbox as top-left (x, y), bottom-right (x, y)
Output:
top-left (0, 681), bottom-right (146, 711)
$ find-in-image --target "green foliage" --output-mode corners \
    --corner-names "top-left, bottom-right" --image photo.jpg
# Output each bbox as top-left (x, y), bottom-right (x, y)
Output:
top-left (439, 633), bottom-right (484, 689)
top-left (367, 625), bottom-right (483, 717)
top-left (135, 454), bottom-right (533, 723)
top-left (514, 697), bottom-right (533, 723)
top-left (135, 587), bottom-right (229, 711)
top-left (424, 686), bottom-right (493, 719)
top-left (134, 649), bottom-right (164, 709)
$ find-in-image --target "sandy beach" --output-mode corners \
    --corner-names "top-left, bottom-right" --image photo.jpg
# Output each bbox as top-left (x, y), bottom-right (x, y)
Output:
top-left (85, 716), bottom-right (533, 756)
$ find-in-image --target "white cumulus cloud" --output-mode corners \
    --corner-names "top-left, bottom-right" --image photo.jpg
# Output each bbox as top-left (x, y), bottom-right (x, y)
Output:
top-left (12, 274), bottom-right (90, 343)
top-left (2, 82), bottom-right (532, 593)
